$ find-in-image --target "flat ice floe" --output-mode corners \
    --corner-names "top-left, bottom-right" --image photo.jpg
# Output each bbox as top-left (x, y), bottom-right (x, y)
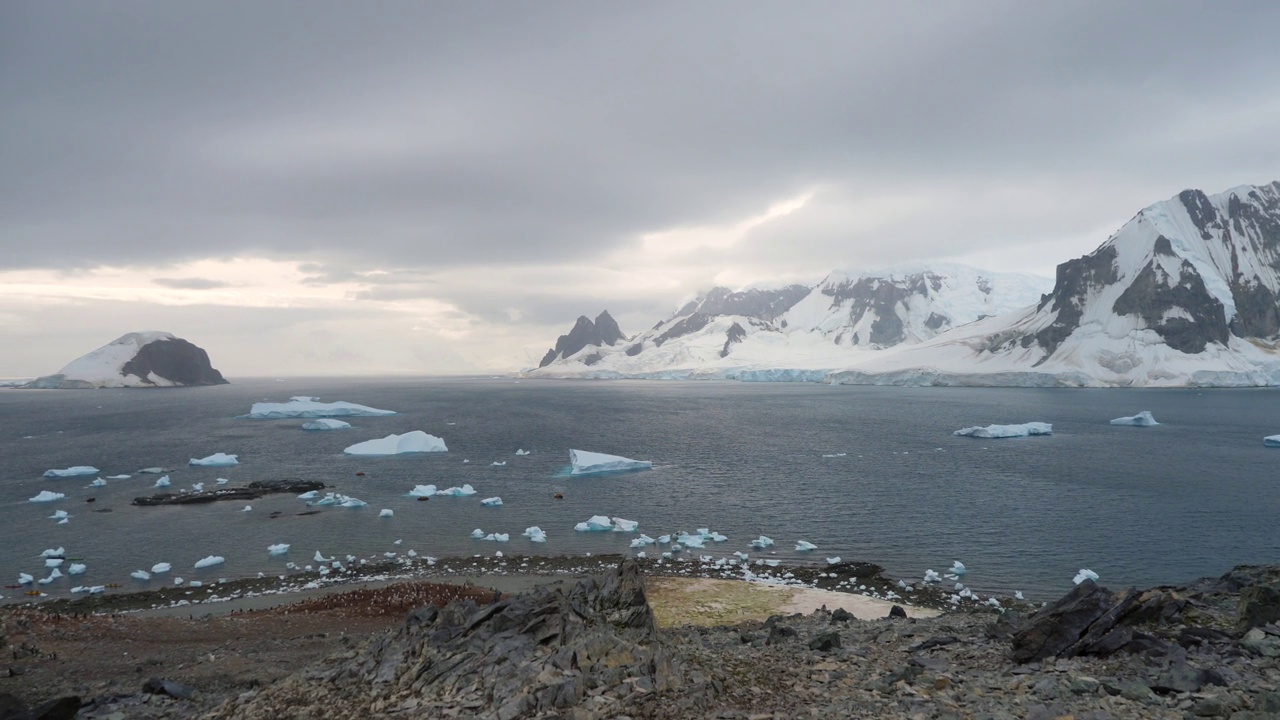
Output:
top-left (435, 484), bottom-right (476, 497)
top-left (1110, 411), bottom-right (1159, 426)
top-left (953, 422), bottom-right (1052, 438)
top-left (88, 478), bottom-right (107, 487)
top-left (480, 497), bottom-right (503, 506)
top-left (267, 544), bottom-right (290, 555)
top-left (568, 449), bottom-right (653, 476)
top-left (43, 466), bottom-right (99, 478)
top-left (189, 453), bottom-right (239, 466)
top-left (193, 555), bottom-right (225, 569)
top-left (29, 491), bottom-right (65, 503)
top-left (343, 431), bottom-right (447, 455)
top-left (242, 396), bottom-right (396, 419)
top-left (302, 418), bottom-right (352, 431)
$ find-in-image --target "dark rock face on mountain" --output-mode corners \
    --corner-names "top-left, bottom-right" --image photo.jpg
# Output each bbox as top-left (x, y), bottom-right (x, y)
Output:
top-left (1111, 260), bottom-right (1229, 354)
top-left (1026, 246), bottom-right (1120, 359)
top-left (120, 337), bottom-right (228, 386)
top-left (675, 285), bottom-right (810, 322)
top-left (538, 311), bottom-right (626, 368)
top-left (207, 560), bottom-right (685, 720)
top-left (823, 273), bottom-right (947, 346)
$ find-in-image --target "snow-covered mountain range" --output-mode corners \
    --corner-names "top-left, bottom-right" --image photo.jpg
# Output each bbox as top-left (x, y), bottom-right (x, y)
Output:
top-left (23, 331), bottom-right (229, 388)
top-left (529, 181), bottom-right (1280, 387)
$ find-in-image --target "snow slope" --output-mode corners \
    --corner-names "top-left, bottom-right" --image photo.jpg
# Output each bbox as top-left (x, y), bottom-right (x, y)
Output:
top-left (24, 331), bottom-right (228, 388)
top-left (829, 182), bottom-right (1280, 387)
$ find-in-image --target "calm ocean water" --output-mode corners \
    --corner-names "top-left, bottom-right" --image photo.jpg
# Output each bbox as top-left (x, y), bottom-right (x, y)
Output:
top-left (2, 378), bottom-right (1278, 602)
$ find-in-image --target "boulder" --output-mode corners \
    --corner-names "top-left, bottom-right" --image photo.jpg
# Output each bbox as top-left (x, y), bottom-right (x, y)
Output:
top-left (1010, 580), bottom-right (1115, 662)
top-left (1238, 585), bottom-right (1280, 633)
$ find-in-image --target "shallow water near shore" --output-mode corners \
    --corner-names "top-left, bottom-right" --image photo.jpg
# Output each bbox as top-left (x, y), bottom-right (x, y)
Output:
top-left (3, 377), bottom-right (1279, 602)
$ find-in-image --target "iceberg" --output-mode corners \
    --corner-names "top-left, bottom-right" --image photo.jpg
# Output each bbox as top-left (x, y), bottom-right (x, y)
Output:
top-left (17, 573), bottom-right (34, 585)
top-left (514, 449), bottom-right (531, 456)
top-left (243, 397), bottom-right (396, 419)
top-left (471, 528), bottom-right (485, 538)
top-left (1265, 435), bottom-right (1280, 448)
top-left (409, 484), bottom-right (438, 497)
top-left (611, 517), bottom-right (639, 532)
top-left (40, 547), bottom-right (65, 557)
top-left (436, 484), bottom-right (476, 497)
top-left (308, 492), bottom-right (367, 507)
top-left (138, 467), bottom-right (170, 474)
top-left (574, 515), bottom-right (615, 532)
top-left (48, 510), bottom-right (69, 520)
top-left (243, 505), bottom-right (252, 512)
top-left (43, 466), bottom-right (99, 478)
top-left (379, 508), bottom-right (394, 517)
top-left (68, 563), bottom-right (86, 575)
top-left (569, 449), bottom-right (653, 476)
top-left (1110, 411), bottom-right (1159, 427)
top-left (191, 482), bottom-right (204, 492)
top-left (45, 558), bottom-right (64, 568)
top-left (216, 478), bottom-right (229, 485)
top-left (343, 431), bottom-right (448, 455)
top-left (749, 535), bottom-right (774, 549)
top-left (314, 550), bottom-right (334, 562)
top-left (189, 453), bottom-right (239, 466)
top-left (194, 555), bottom-right (225, 569)
top-left (37, 569), bottom-right (63, 585)
top-left (923, 569), bottom-right (941, 584)
top-left (953, 422), bottom-right (1052, 438)
top-left (302, 418), bottom-right (352, 431)
top-left (825, 557), bottom-right (842, 564)
top-left (480, 497), bottom-right (503, 506)
top-left (297, 490), bottom-right (318, 499)
top-left (794, 540), bottom-right (817, 552)
top-left (491, 533), bottom-right (510, 542)
top-left (267, 543), bottom-right (290, 555)
top-left (491, 461), bottom-right (506, 467)
top-left (1073, 568), bottom-right (1099, 585)
top-left (151, 562), bottom-right (171, 573)
top-left (29, 491), bottom-right (65, 503)
top-left (88, 478), bottom-right (107, 488)
top-left (106, 474), bottom-right (131, 479)
top-left (523, 526), bottom-right (547, 542)
top-left (131, 570), bottom-right (151, 581)
top-left (154, 475), bottom-right (171, 488)
top-left (675, 532), bottom-right (705, 549)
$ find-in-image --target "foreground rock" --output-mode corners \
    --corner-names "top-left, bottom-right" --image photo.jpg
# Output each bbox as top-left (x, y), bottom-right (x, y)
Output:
top-left (206, 560), bottom-right (688, 719)
top-left (132, 479), bottom-right (326, 506)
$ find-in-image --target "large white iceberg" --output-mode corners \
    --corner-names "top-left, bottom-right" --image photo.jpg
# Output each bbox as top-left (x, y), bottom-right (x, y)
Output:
top-left (29, 491), bottom-right (65, 503)
top-left (302, 418), bottom-right (352, 431)
top-left (243, 396), bottom-right (396, 419)
top-left (343, 431), bottom-right (448, 455)
top-left (953, 422), bottom-right (1052, 438)
top-left (568, 449), bottom-right (653, 476)
top-left (189, 452), bottom-right (239, 466)
top-left (43, 466), bottom-right (99, 478)
top-left (1110, 411), bottom-right (1159, 427)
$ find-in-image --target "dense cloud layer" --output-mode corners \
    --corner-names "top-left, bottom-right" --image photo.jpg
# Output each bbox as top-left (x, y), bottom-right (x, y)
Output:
top-left (2, 1), bottom-right (1279, 374)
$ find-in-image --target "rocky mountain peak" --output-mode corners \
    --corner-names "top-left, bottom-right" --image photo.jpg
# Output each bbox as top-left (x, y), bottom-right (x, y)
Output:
top-left (538, 311), bottom-right (628, 368)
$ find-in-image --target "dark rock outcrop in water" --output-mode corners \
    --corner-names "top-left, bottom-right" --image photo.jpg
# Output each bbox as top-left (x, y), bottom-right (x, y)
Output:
top-left (131, 479), bottom-right (325, 506)
top-left (208, 560), bottom-right (685, 719)
top-left (538, 311), bottom-right (626, 368)
top-left (118, 337), bottom-right (227, 387)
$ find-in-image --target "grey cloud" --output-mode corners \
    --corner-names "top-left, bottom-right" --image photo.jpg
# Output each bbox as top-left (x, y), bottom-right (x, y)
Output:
top-left (153, 277), bottom-right (231, 290)
top-left (3, 1), bottom-right (1279, 276)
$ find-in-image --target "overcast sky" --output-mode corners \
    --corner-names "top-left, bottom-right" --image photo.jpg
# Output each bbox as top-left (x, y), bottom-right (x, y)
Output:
top-left (2, 1), bottom-right (1278, 377)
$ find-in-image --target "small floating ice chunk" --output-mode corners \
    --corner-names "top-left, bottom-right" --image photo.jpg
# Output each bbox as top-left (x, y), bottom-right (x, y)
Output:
top-left (106, 474), bottom-right (130, 480)
top-left (953, 422), bottom-right (1052, 438)
top-left (297, 490), bottom-right (319, 499)
top-left (173, 577), bottom-right (184, 586)
top-left (343, 431), bottom-right (447, 455)
top-left (194, 556), bottom-right (225, 569)
top-left (151, 563), bottom-right (171, 574)
top-left (216, 478), bottom-right (229, 485)
top-left (1073, 568), bottom-right (1099, 585)
top-left (131, 570), bottom-right (151, 581)
top-left (923, 569), bottom-right (941, 584)
top-left (302, 418), bottom-right (352, 431)
top-left (45, 558), bottom-right (64, 568)
top-left (43, 466), bottom-right (99, 478)
top-left (189, 453), bottom-right (239, 467)
top-left (154, 475), bottom-right (171, 488)
top-left (48, 510), bottom-right (69, 520)
top-left (243, 397), bottom-right (396, 419)
top-left (68, 563), bottom-right (86, 575)
top-left (611, 517), bottom-right (639, 532)
top-left (1110, 411), bottom-right (1158, 427)
top-left (242, 505), bottom-right (252, 512)
top-left (314, 550), bottom-right (334, 562)
top-left (514, 449), bottom-right (530, 456)
top-left (138, 467), bottom-right (168, 474)
top-left (88, 478), bottom-right (107, 488)
top-left (492, 533), bottom-right (509, 542)
top-left (574, 515), bottom-right (615, 532)
top-left (569, 449), bottom-right (652, 476)
top-left (1265, 435), bottom-right (1280, 448)
top-left (192, 482), bottom-right (204, 492)
top-left (480, 497), bottom-right (503, 507)
top-left (40, 547), bottom-right (65, 558)
top-left (1015, 590), bottom-right (1025, 600)
top-left (37, 568), bottom-right (63, 584)
top-left (821, 453), bottom-right (847, 458)
top-left (29, 491), bottom-right (65, 503)
top-left (523, 526), bottom-right (548, 542)
top-left (795, 541), bottom-right (817, 552)
top-left (947, 561), bottom-right (967, 578)
top-left (471, 528), bottom-right (486, 539)
top-left (490, 461), bottom-right (506, 467)
top-left (656, 535), bottom-right (671, 544)
top-left (267, 544), bottom-right (290, 555)
top-left (436, 484), bottom-right (476, 497)
top-left (379, 508), bottom-right (394, 517)
top-left (676, 532), bottom-right (705, 548)
top-left (409, 484), bottom-right (438, 497)
top-left (18, 573), bottom-right (34, 585)
top-left (749, 536), bottom-right (774, 549)
top-left (825, 557), bottom-right (842, 564)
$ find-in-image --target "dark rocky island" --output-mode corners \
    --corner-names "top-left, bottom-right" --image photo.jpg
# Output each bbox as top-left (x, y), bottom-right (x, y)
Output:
top-left (23, 331), bottom-right (228, 389)
top-left (131, 479), bottom-right (326, 506)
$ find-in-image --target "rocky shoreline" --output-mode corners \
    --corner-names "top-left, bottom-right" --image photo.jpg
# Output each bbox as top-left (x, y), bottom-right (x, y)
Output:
top-left (3, 561), bottom-right (1279, 719)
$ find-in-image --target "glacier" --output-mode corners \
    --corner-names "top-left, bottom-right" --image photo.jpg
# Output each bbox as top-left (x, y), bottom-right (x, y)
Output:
top-left (343, 431), bottom-right (448, 455)
top-left (569, 449), bottom-right (653, 476)
top-left (953, 422), bottom-right (1052, 438)
top-left (243, 396), bottom-right (396, 419)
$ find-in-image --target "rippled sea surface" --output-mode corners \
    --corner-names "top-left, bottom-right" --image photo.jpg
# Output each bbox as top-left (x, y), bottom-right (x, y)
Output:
top-left (3, 377), bottom-right (1278, 601)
